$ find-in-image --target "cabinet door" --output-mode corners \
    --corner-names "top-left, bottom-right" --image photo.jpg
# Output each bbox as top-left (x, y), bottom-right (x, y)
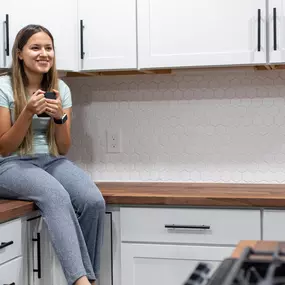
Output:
top-left (98, 212), bottom-right (113, 285)
top-left (137, 0), bottom-right (266, 69)
top-left (263, 210), bottom-right (285, 240)
top-left (121, 243), bottom-right (234, 285)
top-left (5, 0), bottom-right (78, 71)
top-left (268, 0), bottom-right (285, 63)
top-left (51, 212), bottom-right (114, 285)
top-left (0, 257), bottom-right (24, 285)
top-left (27, 216), bottom-right (53, 285)
top-left (78, 0), bottom-right (137, 71)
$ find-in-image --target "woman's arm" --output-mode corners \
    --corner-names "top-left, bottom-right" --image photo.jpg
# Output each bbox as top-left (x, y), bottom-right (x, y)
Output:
top-left (0, 106), bottom-right (33, 156)
top-left (0, 89), bottom-right (47, 156)
top-left (54, 107), bottom-right (72, 155)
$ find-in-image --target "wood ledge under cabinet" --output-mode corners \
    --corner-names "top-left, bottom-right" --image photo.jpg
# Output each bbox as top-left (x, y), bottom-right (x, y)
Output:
top-left (63, 64), bottom-right (285, 77)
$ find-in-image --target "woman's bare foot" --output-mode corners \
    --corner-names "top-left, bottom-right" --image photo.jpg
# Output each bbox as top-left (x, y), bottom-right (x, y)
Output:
top-left (75, 276), bottom-right (91, 285)
top-left (90, 282), bottom-right (95, 285)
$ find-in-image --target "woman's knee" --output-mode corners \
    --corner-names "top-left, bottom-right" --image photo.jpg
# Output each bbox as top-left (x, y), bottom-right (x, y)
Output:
top-left (84, 186), bottom-right (106, 213)
top-left (38, 186), bottom-right (72, 211)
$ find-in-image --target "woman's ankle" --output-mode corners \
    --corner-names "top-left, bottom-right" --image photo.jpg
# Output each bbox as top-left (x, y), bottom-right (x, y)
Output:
top-left (74, 275), bottom-right (91, 285)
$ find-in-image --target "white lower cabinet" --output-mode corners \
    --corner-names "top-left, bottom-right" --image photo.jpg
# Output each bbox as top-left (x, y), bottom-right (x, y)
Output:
top-left (0, 256), bottom-right (23, 284)
top-left (51, 211), bottom-right (115, 285)
top-left (0, 218), bottom-right (22, 265)
top-left (120, 207), bottom-right (262, 285)
top-left (27, 215), bottom-right (53, 285)
top-left (0, 206), bottom-right (267, 285)
top-left (26, 211), bottom-right (117, 285)
top-left (263, 209), bottom-right (285, 240)
top-left (120, 207), bottom-right (261, 244)
top-left (0, 217), bottom-right (26, 285)
top-left (121, 243), bottom-right (234, 285)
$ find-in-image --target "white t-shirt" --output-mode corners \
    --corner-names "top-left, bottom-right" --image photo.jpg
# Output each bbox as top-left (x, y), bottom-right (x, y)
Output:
top-left (0, 75), bottom-right (72, 156)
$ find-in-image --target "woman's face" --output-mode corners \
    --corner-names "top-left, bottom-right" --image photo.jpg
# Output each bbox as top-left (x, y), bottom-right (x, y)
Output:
top-left (18, 31), bottom-right (54, 74)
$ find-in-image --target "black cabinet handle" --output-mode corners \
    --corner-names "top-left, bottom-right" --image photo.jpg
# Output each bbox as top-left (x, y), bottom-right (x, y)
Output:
top-left (273, 8), bottom-right (277, 50)
top-left (32, 233), bottom-right (42, 279)
top-left (80, 20), bottom-right (85, 59)
top-left (105, 212), bottom-right (114, 285)
top-left (4, 14), bottom-right (9, 56)
top-left (165, 224), bottom-right (210, 230)
top-left (0, 241), bottom-right (13, 249)
top-left (257, 9), bottom-right (261, 52)
top-left (4, 283), bottom-right (15, 285)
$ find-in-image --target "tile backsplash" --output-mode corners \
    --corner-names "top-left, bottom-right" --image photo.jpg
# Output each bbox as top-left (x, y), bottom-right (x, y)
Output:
top-left (64, 68), bottom-right (285, 183)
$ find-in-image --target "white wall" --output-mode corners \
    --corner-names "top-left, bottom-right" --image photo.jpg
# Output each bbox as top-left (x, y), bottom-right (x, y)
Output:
top-left (64, 68), bottom-right (285, 183)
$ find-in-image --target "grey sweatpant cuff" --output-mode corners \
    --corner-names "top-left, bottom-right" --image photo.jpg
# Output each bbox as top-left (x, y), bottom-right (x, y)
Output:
top-left (69, 271), bottom-right (88, 285)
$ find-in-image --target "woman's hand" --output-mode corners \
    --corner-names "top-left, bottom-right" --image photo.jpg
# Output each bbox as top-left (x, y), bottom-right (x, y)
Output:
top-left (45, 89), bottom-right (64, 119)
top-left (25, 89), bottom-right (46, 116)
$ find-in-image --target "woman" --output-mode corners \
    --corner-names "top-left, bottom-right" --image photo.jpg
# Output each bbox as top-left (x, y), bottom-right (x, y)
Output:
top-left (0, 25), bottom-right (105, 285)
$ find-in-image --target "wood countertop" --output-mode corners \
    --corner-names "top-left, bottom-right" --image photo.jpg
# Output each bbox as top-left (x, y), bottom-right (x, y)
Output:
top-left (2, 182), bottom-right (285, 223)
top-left (0, 199), bottom-right (35, 223)
top-left (96, 182), bottom-right (285, 207)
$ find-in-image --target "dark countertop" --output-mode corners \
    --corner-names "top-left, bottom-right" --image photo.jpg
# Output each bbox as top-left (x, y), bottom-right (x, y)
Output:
top-left (1, 182), bottom-right (285, 223)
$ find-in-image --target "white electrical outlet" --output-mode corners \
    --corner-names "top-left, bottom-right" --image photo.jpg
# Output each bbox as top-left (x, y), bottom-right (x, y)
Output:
top-left (106, 130), bottom-right (122, 153)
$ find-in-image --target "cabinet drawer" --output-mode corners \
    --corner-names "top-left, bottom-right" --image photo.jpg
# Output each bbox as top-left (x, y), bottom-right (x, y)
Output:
top-left (0, 218), bottom-right (22, 265)
top-left (120, 207), bottom-right (261, 245)
top-left (0, 257), bottom-right (23, 284)
top-left (263, 210), bottom-right (285, 240)
top-left (121, 243), bottom-right (234, 285)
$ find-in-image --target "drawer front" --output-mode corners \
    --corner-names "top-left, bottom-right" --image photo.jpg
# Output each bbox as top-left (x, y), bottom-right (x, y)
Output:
top-left (0, 257), bottom-right (23, 284)
top-left (263, 210), bottom-right (285, 240)
top-left (121, 243), bottom-right (235, 285)
top-left (0, 218), bottom-right (22, 265)
top-left (120, 207), bottom-right (261, 245)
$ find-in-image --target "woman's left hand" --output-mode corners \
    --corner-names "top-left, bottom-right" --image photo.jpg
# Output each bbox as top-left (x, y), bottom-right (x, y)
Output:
top-left (45, 89), bottom-right (64, 119)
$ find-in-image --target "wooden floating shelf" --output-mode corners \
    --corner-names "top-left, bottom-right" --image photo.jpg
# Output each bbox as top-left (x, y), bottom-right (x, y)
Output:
top-left (254, 64), bottom-right (285, 71)
top-left (64, 65), bottom-right (285, 77)
top-left (3, 65), bottom-right (285, 79)
top-left (65, 69), bottom-right (172, 77)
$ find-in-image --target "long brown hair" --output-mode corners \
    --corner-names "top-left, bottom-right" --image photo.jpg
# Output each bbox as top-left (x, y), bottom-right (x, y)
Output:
top-left (11, 24), bottom-right (59, 156)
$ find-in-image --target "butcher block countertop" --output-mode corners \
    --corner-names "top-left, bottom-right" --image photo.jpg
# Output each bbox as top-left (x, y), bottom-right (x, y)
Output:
top-left (96, 182), bottom-right (285, 207)
top-left (0, 199), bottom-right (36, 223)
top-left (1, 182), bottom-right (285, 223)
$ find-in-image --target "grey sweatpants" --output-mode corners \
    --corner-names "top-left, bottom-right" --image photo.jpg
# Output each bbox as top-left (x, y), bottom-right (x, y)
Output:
top-left (0, 154), bottom-right (106, 285)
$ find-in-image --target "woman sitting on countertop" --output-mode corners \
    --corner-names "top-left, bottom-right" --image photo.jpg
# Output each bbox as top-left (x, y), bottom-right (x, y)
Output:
top-left (0, 24), bottom-right (105, 285)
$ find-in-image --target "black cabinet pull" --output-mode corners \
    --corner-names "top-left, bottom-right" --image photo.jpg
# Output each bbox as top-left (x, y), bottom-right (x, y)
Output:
top-left (0, 241), bottom-right (13, 249)
top-left (257, 9), bottom-right (261, 52)
top-left (273, 7), bottom-right (277, 50)
top-left (32, 233), bottom-right (42, 279)
top-left (165, 224), bottom-right (210, 230)
top-left (80, 20), bottom-right (85, 59)
top-left (4, 14), bottom-right (9, 56)
top-left (4, 283), bottom-right (15, 285)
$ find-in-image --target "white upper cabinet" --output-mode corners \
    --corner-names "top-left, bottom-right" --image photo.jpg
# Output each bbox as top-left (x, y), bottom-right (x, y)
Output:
top-left (137, 0), bottom-right (267, 69)
top-left (3, 0), bottom-right (78, 71)
top-left (268, 0), bottom-right (285, 64)
top-left (4, 0), bottom-right (285, 71)
top-left (78, 0), bottom-right (137, 71)
top-left (0, 12), bottom-right (10, 69)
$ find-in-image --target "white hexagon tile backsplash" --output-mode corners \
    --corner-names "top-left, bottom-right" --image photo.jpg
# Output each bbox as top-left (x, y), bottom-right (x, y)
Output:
top-left (63, 68), bottom-right (285, 183)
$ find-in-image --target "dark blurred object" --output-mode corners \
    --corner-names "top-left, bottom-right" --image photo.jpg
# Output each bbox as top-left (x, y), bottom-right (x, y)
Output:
top-left (184, 244), bottom-right (285, 285)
